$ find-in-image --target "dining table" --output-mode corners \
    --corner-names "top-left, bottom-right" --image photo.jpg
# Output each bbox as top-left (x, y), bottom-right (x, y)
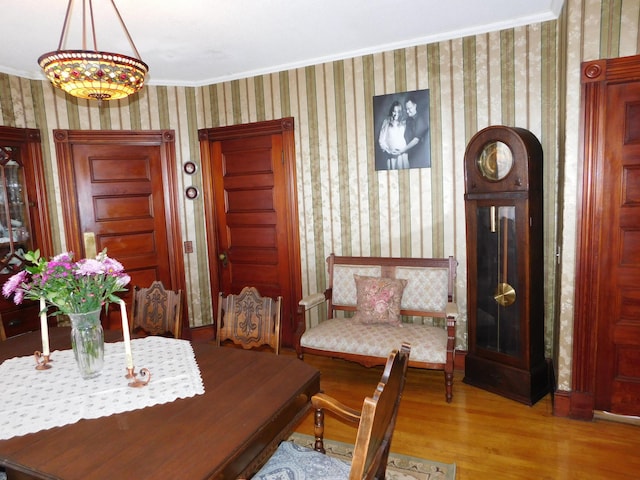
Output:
top-left (0, 327), bottom-right (321, 480)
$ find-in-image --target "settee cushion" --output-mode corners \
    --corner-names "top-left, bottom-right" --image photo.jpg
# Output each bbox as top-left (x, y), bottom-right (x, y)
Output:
top-left (352, 275), bottom-right (407, 326)
top-left (300, 318), bottom-right (448, 364)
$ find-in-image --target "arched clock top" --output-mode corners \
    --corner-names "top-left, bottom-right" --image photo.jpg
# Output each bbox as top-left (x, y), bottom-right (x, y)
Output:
top-left (464, 126), bottom-right (542, 195)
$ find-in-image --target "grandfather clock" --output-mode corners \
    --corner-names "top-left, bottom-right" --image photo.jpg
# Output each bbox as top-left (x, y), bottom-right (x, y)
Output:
top-left (463, 125), bottom-right (549, 405)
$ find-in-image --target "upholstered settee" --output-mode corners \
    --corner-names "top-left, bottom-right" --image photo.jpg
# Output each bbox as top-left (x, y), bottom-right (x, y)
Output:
top-left (294, 254), bottom-right (458, 402)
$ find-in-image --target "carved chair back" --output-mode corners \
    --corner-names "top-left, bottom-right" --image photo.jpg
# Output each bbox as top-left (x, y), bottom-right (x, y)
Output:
top-left (216, 286), bottom-right (282, 354)
top-left (130, 281), bottom-right (183, 339)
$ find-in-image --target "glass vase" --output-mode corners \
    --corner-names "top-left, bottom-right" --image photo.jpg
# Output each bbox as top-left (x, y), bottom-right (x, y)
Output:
top-left (69, 309), bottom-right (105, 379)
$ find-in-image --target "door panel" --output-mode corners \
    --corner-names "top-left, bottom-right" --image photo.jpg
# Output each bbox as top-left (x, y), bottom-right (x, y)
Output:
top-left (72, 143), bottom-right (171, 285)
top-left (54, 130), bottom-right (186, 332)
top-left (200, 118), bottom-right (301, 347)
top-left (595, 82), bottom-right (640, 415)
top-left (214, 134), bottom-right (289, 295)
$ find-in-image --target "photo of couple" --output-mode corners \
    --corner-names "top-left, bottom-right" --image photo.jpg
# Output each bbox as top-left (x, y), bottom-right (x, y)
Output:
top-left (373, 88), bottom-right (431, 170)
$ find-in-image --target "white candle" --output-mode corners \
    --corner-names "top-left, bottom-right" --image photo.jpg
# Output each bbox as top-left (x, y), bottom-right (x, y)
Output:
top-left (40, 298), bottom-right (50, 357)
top-left (119, 300), bottom-right (134, 369)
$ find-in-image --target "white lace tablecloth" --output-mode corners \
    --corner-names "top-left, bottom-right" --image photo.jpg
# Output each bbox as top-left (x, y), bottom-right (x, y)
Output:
top-left (0, 336), bottom-right (205, 440)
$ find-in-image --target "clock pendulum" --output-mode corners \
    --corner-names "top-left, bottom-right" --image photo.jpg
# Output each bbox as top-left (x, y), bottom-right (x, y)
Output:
top-left (494, 211), bottom-right (515, 308)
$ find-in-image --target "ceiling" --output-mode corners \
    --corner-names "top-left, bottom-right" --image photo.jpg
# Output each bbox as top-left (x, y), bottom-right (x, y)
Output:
top-left (1, 0), bottom-right (564, 88)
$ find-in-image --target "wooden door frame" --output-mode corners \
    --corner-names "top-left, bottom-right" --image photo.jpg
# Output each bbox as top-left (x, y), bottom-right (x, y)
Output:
top-left (53, 129), bottom-right (186, 294)
top-left (568, 56), bottom-right (640, 420)
top-left (198, 118), bottom-right (302, 341)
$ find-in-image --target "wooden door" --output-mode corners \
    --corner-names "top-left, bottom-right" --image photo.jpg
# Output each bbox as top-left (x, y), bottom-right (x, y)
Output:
top-left (54, 130), bottom-right (186, 331)
top-left (594, 81), bottom-right (640, 415)
top-left (199, 118), bottom-right (302, 347)
top-left (574, 56), bottom-right (640, 418)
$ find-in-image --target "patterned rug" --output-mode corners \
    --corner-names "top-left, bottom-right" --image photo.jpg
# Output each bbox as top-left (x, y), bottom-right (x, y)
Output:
top-left (288, 433), bottom-right (456, 480)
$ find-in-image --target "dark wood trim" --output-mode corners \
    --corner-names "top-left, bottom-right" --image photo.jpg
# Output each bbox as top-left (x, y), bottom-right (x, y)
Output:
top-left (454, 349), bottom-right (466, 371)
top-left (552, 389), bottom-right (595, 420)
top-left (573, 55), bottom-right (640, 417)
top-left (189, 324), bottom-right (215, 342)
top-left (572, 60), bottom-right (606, 413)
top-left (553, 390), bottom-right (571, 417)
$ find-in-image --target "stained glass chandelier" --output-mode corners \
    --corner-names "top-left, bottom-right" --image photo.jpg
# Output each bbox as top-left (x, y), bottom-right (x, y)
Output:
top-left (38, 0), bottom-right (148, 101)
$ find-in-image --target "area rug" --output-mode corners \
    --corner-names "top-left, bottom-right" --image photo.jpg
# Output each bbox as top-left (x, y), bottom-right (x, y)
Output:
top-left (288, 433), bottom-right (456, 480)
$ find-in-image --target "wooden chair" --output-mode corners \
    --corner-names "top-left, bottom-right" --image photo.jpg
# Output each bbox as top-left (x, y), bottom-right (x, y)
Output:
top-left (253, 343), bottom-right (411, 480)
top-left (216, 286), bottom-right (282, 354)
top-left (130, 281), bottom-right (183, 339)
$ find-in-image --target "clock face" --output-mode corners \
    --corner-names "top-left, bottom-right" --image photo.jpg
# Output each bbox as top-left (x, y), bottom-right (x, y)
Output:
top-left (477, 141), bottom-right (514, 181)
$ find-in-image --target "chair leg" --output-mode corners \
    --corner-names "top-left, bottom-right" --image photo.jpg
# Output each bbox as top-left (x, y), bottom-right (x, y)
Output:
top-left (445, 370), bottom-right (453, 403)
top-left (313, 408), bottom-right (326, 453)
top-left (375, 442), bottom-right (392, 479)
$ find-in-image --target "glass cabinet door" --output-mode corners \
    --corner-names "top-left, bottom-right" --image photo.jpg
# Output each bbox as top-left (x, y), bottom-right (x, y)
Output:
top-left (475, 204), bottom-right (520, 358)
top-left (0, 145), bottom-right (34, 274)
top-left (0, 126), bottom-right (53, 338)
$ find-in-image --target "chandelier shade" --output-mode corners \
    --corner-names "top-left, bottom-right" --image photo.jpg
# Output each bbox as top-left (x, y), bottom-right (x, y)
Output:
top-left (39, 0), bottom-right (148, 101)
top-left (38, 50), bottom-right (148, 101)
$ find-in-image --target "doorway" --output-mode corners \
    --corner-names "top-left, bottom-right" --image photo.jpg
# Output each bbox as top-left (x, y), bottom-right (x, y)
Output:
top-left (54, 129), bottom-right (187, 332)
top-left (574, 55), bottom-right (640, 418)
top-left (199, 118), bottom-right (302, 347)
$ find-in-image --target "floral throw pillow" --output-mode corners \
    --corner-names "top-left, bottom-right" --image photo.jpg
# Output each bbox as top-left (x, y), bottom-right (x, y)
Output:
top-left (351, 274), bottom-right (407, 326)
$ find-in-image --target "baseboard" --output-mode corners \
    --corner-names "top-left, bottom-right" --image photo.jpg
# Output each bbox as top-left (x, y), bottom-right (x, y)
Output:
top-left (553, 389), bottom-right (594, 420)
top-left (553, 390), bottom-right (571, 417)
top-left (594, 410), bottom-right (640, 426)
top-left (454, 349), bottom-right (466, 371)
top-left (189, 324), bottom-right (215, 342)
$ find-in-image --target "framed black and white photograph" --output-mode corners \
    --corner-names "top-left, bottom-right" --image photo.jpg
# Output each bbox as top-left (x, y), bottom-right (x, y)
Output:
top-left (373, 88), bottom-right (431, 171)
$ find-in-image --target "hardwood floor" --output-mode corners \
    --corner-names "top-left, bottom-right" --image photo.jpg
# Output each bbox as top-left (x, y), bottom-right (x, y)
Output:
top-left (292, 353), bottom-right (640, 479)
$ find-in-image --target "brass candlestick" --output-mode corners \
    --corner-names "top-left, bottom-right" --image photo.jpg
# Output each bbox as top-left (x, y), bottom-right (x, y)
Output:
top-left (125, 366), bottom-right (151, 388)
top-left (34, 350), bottom-right (52, 370)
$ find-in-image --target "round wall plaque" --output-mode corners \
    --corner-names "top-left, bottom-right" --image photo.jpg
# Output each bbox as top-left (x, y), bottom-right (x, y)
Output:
top-left (185, 186), bottom-right (199, 199)
top-left (183, 161), bottom-right (197, 175)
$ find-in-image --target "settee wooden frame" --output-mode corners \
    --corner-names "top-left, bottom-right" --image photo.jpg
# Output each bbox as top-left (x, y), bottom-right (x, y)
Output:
top-left (295, 254), bottom-right (458, 402)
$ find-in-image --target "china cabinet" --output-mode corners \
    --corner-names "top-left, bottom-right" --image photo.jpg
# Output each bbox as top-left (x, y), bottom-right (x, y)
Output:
top-left (0, 126), bottom-right (53, 337)
top-left (462, 125), bottom-right (550, 405)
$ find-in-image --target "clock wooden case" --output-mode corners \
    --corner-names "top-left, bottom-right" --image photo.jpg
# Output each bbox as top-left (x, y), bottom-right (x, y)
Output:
top-left (463, 125), bottom-right (549, 405)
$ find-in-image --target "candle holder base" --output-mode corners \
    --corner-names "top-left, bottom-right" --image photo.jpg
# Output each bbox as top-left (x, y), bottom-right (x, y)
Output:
top-left (34, 351), bottom-right (52, 370)
top-left (126, 366), bottom-right (151, 388)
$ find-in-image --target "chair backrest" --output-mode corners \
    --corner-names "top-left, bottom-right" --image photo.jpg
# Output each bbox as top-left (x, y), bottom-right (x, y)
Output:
top-left (216, 286), bottom-right (282, 354)
top-left (130, 281), bottom-right (183, 338)
top-left (350, 343), bottom-right (411, 480)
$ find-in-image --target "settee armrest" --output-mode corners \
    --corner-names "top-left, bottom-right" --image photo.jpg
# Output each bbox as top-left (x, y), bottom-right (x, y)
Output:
top-left (295, 291), bottom-right (328, 358)
top-left (298, 292), bottom-right (327, 311)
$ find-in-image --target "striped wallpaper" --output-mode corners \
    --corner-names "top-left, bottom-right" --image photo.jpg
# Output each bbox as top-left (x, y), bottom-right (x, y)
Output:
top-left (0, 0), bottom-right (637, 392)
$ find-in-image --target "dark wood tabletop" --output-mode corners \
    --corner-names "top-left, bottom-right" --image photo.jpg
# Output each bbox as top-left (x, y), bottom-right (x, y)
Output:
top-left (0, 328), bottom-right (320, 479)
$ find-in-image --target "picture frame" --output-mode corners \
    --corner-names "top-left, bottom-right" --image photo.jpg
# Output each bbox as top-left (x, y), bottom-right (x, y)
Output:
top-left (373, 88), bottom-right (431, 171)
